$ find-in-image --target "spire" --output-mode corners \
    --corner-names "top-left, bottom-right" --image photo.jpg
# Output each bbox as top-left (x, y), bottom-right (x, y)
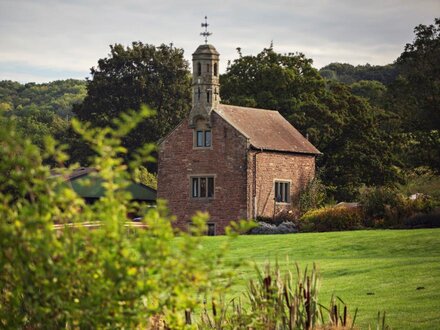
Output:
top-left (200, 16), bottom-right (212, 44)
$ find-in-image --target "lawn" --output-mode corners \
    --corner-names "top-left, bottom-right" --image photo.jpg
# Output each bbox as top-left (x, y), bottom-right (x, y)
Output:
top-left (200, 229), bottom-right (440, 329)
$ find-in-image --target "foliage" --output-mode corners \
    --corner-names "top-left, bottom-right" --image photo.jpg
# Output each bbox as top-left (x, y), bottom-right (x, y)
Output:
top-left (134, 165), bottom-right (158, 189)
top-left (299, 177), bottom-right (327, 214)
top-left (0, 107), bottom-right (248, 329)
top-left (221, 48), bottom-right (400, 201)
top-left (404, 211), bottom-right (440, 229)
top-left (0, 79), bottom-right (86, 118)
top-left (248, 221), bottom-right (297, 235)
top-left (359, 186), bottom-right (436, 228)
top-left (73, 42), bottom-right (191, 167)
top-left (221, 48), bottom-right (324, 118)
top-left (300, 205), bottom-right (363, 232)
top-left (0, 79), bottom-right (86, 150)
top-left (319, 63), bottom-right (399, 85)
top-left (398, 167), bottom-right (440, 202)
top-left (387, 18), bottom-right (440, 173)
top-left (350, 80), bottom-right (387, 107)
top-left (197, 263), bottom-right (362, 329)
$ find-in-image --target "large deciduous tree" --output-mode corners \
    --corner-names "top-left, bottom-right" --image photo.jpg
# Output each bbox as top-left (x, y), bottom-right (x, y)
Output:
top-left (221, 48), bottom-right (399, 200)
top-left (73, 42), bottom-right (191, 164)
top-left (387, 18), bottom-right (440, 172)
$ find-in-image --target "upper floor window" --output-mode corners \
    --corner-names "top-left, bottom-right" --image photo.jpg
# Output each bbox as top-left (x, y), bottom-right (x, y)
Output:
top-left (214, 63), bottom-right (218, 76)
top-left (192, 176), bottom-right (214, 198)
top-left (275, 181), bottom-right (290, 203)
top-left (206, 63), bottom-right (210, 73)
top-left (196, 129), bottom-right (211, 147)
top-left (197, 62), bottom-right (202, 76)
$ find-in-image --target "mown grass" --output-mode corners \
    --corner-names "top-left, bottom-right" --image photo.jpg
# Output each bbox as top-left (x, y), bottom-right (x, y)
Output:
top-left (201, 229), bottom-right (440, 329)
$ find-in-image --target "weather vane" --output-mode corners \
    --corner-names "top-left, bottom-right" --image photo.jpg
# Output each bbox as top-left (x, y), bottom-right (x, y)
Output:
top-left (200, 16), bottom-right (212, 44)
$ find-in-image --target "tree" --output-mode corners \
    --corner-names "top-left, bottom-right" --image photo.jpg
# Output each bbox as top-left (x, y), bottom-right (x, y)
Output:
top-left (73, 42), bottom-right (191, 166)
top-left (221, 48), bottom-right (400, 200)
top-left (387, 18), bottom-right (440, 172)
top-left (319, 63), bottom-right (399, 85)
top-left (350, 80), bottom-right (387, 107)
top-left (221, 48), bottom-right (324, 119)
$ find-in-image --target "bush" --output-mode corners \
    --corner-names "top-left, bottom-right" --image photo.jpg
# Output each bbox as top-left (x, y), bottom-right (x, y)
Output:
top-left (300, 205), bottom-right (363, 232)
top-left (248, 221), bottom-right (297, 235)
top-left (360, 186), bottom-right (437, 228)
top-left (299, 177), bottom-right (327, 214)
top-left (404, 209), bottom-right (440, 228)
top-left (256, 209), bottom-right (298, 226)
top-left (0, 108), bottom-right (250, 329)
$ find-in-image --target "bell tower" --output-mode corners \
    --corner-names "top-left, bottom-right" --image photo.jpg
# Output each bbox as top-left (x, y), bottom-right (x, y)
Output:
top-left (189, 16), bottom-right (220, 127)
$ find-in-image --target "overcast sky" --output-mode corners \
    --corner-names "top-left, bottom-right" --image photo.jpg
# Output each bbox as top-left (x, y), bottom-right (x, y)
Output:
top-left (0, 0), bottom-right (438, 83)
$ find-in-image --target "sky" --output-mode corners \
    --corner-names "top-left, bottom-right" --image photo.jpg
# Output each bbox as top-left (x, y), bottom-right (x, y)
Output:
top-left (0, 0), bottom-right (438, 83)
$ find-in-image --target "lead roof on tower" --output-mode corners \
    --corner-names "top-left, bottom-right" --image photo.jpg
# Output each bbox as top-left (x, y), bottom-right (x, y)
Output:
top-left (214, 104), bottom-right (321, 155)
top-left (193, 44), bottom-right (219, 56)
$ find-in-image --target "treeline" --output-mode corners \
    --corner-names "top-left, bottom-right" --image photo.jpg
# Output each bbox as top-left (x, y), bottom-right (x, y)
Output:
top-left (1, 18), bottom-right (438, 201)
top-left (319, 62), bottom-right (399, 85)
top-left (0, 79), bottom-right (86, 148)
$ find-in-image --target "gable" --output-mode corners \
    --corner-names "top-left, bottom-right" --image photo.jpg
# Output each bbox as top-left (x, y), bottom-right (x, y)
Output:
top-left (214, 104), bottom-right (320, 155)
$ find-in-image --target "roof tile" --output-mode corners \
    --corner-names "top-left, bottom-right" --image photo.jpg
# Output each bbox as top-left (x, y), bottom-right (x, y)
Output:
top-left (215, 104), bottom-right (320, 155)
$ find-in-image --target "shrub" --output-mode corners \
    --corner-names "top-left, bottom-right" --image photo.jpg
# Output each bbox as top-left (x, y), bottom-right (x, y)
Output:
top-left (404, 209), bottom-right (440, 228)
top-left (0, 108), bottom-right (250, 329)
top-left (360, 186), bottom-right (437, 228)
top-left (256, 209), bottom-right (299, 226)
top-left (300, 205), bottom-right (363, 232)
top-left (248, 221), bottom-right (298, 235)
top-left (299, 177), bottom-right (327, 214)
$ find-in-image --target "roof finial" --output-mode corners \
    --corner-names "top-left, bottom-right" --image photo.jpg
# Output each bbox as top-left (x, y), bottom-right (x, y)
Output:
top-left (200, 16), bottom-right (212, 44)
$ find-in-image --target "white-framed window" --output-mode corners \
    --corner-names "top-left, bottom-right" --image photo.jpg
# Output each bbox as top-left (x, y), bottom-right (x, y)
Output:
top-left (191, 176), bottom-right (214, 198)
top-left (195, 129), bottom-right (211, 147)
top-left (274, 181), bottom-right (290, 203)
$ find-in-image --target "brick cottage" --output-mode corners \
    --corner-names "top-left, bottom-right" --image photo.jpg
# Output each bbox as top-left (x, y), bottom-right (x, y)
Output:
top-left (157, 42), bottom-right (320, 235)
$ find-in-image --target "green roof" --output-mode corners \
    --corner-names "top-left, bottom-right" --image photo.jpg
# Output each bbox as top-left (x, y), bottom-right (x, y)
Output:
top-left (55, 168), bottom-right (156, 202)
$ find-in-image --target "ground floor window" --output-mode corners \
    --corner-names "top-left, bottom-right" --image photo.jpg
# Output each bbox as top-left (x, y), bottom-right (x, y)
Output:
top-left (207, 223), bottom-right (215, 236)
top-left (275, 181), bottom-right (290, 203)
top-left (191, 176), bottom-right (214, 198)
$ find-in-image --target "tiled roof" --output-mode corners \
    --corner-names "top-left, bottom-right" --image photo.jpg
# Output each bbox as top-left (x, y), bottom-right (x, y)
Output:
top-left (214, 104), bottom-right (320, 155)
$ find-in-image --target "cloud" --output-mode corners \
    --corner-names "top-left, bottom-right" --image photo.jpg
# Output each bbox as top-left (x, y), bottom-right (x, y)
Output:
top-left (0, 0), bottom-right (438, 82)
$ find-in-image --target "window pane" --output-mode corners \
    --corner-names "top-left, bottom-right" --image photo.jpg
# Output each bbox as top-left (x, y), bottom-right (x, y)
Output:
top-left (196, 131), bottom-right (203, 147)
top-left (192, 178), bottom-right (199, 197)
top-left (205, 130), bottom-right (211, 147)
top-left (200, 177), bottom-right (207, 197)
top-left (207, 177), bottom-right (214, 197)
top-left (284, 183), bottom-right (289, 202)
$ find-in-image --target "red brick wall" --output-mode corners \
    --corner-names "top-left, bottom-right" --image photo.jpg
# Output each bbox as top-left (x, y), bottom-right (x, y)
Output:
top-left (157, 113), bottom-right (249, 234)
top-left (247, 151), bottom-right (315, 218)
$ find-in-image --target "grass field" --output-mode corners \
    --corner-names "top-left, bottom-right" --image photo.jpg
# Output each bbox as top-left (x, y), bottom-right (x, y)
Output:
top-left (200, 229), bottom-right (440, 329)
